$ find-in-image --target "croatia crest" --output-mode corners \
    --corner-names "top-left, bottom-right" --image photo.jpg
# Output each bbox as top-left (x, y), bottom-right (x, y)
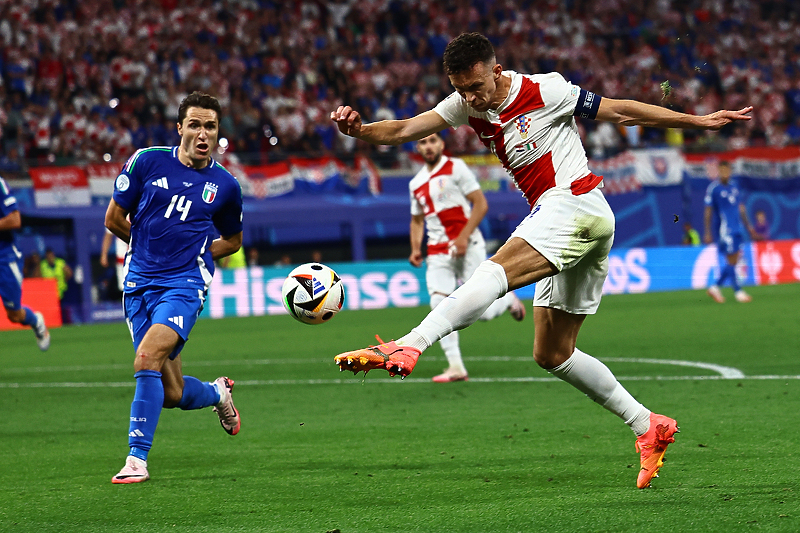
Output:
top-left (202, 182), bottom-right (218, 203)
top-left (515, 114), bottom-right (531, 140)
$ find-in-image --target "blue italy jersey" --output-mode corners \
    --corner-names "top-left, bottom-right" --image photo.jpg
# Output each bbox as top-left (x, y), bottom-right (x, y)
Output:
top-left (112, 146), bottom-right (243, 292)
top-left (704, 180), bottom-right (742, 239)
top-left (0, 176), bottom-right (21, 261)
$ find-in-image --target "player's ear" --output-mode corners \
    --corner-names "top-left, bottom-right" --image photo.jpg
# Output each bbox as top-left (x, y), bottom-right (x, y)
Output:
top-left (492, 63), bottom-right (503, 79)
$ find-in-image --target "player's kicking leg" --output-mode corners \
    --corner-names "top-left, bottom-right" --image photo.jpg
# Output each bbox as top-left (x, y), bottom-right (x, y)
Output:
top-left (335, 247), bottom-right (534, 377)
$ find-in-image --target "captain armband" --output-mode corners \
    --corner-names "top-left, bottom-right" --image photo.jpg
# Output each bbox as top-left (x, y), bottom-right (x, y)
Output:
top-left (574, 89), bottom-right (602, 120)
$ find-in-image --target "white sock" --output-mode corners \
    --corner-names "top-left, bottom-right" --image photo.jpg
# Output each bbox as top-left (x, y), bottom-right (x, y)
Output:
top-left (398, 260), bottom-right (508, 351)
top-left (549, 348), bottom-right (651, 436)
top-left (427, 292), bottom-right (466, 373)
top-left (438, 332), bottom-right (466, 374)
top-left (479, 292), bottom-right (515, 321)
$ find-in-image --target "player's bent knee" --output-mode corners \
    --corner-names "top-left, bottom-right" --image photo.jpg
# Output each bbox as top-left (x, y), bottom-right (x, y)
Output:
top-left (532, 347), bottom-right (571, 370)
top-left (133, 350), bottom-right (167, 372)
top-left (162, 388), bottom-right (183, 408)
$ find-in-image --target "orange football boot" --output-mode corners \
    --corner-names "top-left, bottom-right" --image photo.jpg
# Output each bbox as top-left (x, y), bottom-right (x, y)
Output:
top-left (635, 413), bottom-right (679, 489)
top-left (335, 336), bottom-right (421, 378)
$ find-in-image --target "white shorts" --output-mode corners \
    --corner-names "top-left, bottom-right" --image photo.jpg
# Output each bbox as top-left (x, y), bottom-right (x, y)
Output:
top-left (425, 235), bottom-right (486, 296)
top-left (510, 187), bottom-right (614, 315)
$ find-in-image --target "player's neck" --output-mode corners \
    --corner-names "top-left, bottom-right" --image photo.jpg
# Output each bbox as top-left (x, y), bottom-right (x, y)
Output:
top-left (489, 74), bottom-right (512, 110)
top-left (178, 146), bottom-right (211, 169)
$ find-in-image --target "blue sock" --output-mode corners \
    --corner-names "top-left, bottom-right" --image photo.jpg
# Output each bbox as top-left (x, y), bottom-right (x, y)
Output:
top-left (716, 266), bottom-right (730, 287)
top-left (177, 376), bottom-right (221, 410)
top-left (127, 370), bottom-right (164, 462)
top-left (21, 307), bottom-right (37, 327)
top-left (719, 264), bottom-right (734, 289)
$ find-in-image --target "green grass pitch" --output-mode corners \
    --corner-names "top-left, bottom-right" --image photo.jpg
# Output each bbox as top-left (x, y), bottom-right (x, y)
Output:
top-left (1, 284), bottom-right (799, 532)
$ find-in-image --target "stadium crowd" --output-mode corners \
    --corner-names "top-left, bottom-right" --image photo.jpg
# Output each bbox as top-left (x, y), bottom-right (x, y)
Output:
top-left (1, 0), bottom-right (799, 171)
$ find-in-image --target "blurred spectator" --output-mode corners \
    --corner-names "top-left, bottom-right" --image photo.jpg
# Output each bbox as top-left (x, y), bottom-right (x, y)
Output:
top-left (753, 210), bottom-right (770, 240)
top-left (0, 145), bottom-right (24, 173)
top-left (274, 254), bottom-right (292, 267)
top-left (682, 223), bottom-right (701, 246)
top-left (40, 248), bottom-right (72, 301)
top-left (1, 0), bottom-right (800, 166)
top-left (247, 247), bottom-right (260, 267)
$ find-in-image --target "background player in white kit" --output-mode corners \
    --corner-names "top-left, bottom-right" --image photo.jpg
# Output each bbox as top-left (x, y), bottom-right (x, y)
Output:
top-left (331, 32), bottom-right (753, 489)
top-left (410, 132), bottom-right (525, 382)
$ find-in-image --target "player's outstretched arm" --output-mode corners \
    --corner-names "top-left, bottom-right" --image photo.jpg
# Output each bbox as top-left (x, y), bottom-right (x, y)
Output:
top-left (105, 200), bottom-right (131, 244)
top-left (596, 98), bottom-right (752, 130)
top-left (330, 108), bottom-right (448, 145)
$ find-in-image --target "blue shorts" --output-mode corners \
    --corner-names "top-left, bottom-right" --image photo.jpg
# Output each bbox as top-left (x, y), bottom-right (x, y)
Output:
top-left (0, 256), bottom-right (24, 311)
top-left (717, 232), bottom-right (743, 256)
top-left (124, 286), bottom-right (206, 360)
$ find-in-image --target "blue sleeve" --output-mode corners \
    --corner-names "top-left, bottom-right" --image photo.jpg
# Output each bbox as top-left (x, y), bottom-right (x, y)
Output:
top-left (0, 177), bottom-right (18, 217)
top-left (212, 178), bottom-right (243, 237)
top-left (573, 89), bottom-right (602, 120)
top-left (112, 151), bottom-right (145, 211)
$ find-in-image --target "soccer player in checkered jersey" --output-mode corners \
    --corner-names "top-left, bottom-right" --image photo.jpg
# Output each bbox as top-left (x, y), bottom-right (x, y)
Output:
top-left (410, 132), bottom-right (526, 383)
top-left (331, 32), bottom-right (753, 488)
top-left (105, 92), bottom-right (244, 484)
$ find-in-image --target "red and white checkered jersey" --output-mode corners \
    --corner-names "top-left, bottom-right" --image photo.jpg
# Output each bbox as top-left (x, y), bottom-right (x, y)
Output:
top-left (434, 71), bottom-right (602, 208)
top-left (409, 155), bottom-right (482, 255)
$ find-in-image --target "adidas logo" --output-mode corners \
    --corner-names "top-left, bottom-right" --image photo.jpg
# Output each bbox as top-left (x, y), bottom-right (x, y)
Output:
top-left (312, 278), bottom-right (326, 296)
top-left (168, 316), bottom-right (184, 329)
top-left (129, 429), bottom-right (145, 437)
top-left (151, 177), bottom-right (169, 189)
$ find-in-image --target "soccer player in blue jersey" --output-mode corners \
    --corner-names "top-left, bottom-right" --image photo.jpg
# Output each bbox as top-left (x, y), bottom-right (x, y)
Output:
top-left (105, 92), bottom-right (244, 484)
top-left (0, 176), bottom-right (50, 350)
top-left (704, 160), bottom-right (758, 303)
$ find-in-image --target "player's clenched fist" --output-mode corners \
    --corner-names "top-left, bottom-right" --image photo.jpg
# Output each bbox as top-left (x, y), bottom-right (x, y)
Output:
top-left (330, 106), bottom-right (362, 137)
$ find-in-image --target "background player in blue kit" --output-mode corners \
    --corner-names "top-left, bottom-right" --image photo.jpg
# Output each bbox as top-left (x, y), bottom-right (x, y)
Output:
top-left (105, 92), bottom-right (244, 484)
top-left (704, 159), bottom-right (759, 303)
top-left (0, 176), bottom-right (50, 350)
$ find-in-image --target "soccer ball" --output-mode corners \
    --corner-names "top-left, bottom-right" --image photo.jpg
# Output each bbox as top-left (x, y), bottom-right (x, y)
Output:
top-left (281, 263), bottom-right (345, 325)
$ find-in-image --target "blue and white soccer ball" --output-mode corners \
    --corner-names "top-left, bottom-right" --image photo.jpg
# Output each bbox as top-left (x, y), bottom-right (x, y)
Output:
top-left (281, 263), bottom-right (345, 325)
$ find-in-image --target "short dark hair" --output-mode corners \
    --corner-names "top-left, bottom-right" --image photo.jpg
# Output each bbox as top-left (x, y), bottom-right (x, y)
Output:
top-left (417, 131), bottom-right (443, 142)
top-left (442, 33), bottom-right (496, 75)
top-left (178, 91), bottom-right (222, 124)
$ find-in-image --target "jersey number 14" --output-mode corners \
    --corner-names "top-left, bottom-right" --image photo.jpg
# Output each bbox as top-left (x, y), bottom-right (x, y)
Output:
top-left (164, 195), bottom-right (192, 221)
